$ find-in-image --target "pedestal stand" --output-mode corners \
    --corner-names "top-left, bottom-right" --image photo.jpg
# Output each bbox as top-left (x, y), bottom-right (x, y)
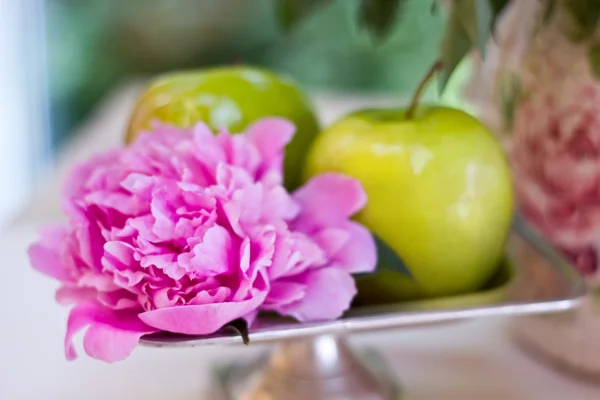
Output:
top-left (210, 335), bottom-right (403, 400)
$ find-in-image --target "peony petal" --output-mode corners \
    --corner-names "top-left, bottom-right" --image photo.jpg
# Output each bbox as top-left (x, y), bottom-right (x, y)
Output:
top-left (262, 280), bottom-right (306, 307)
top-left (75, 219), bottom-right (105, 272)
top-left (120, 172), bottom-right (156, 197)
top-left (263, 186), bottom-right (300, 222)
top-left (192, 286), bottom-right (232, 305)
top-left (235, 183), bottom-right (263, 226)
top-left (65, 303), bottom-right (156, 362)
top-left (268, 231), bottom-right (294, 280)
top-left (246, 118), bottom-right (295, 162)
top-left (273, 268), bottom-right (356, 322)
top-left (56, 286), bottom-right (97, 306)
top-left (62, 151), bottom-right (120, 200)
top-left (150, 188), bottom-right (177, 240)
top-left (65, 304), bottom-right (96, 361)
top-left (28, 240), bottom-right (72, 283)
top-left (186, 224), bottom-right (232, 276)
top-left (140, 253), bottom-right (181, 279)
top-left (333, 222), bottom-right (377, 274)
top-left (285, 232), bottom-right (327, 277)
top-left (192, 122), bottom-right (226, 171)
top-left (103, 241), bottom-right (136, 269)
top-left (78, 270), bottom-right (120, 291)
top-left (313, 228), bottom-right (350, 258)
top-left (242, 310), bottom-right (259, 328)
top-left (138, 290), bottom-right (267, 335)
top-left (83, 324), bottom-right (150, 363)
top-left (97, 290), bottom-right (140, 310)
top-left (84, 191), bottom-right (139, 215)
top-left (226, 134), bottom-right (262, 174)
top-left (292, 173), bottom-right (367, 228)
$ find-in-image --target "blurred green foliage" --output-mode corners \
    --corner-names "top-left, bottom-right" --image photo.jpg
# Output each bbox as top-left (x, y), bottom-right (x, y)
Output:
top-left (47, 0), bottom-right (470, 147)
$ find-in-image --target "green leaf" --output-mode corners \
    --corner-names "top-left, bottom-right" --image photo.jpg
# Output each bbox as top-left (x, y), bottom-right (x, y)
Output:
top-left (430, 0), bottom-right (439, 15)
top-left (452, 0), bottom-right (485, 56)
top-left (498, 72), bottom-right (522, 133)
top-left (224, 318), bottom-right (250, 345)
top-left (487, 0), bottom-right (511, 39)
top-left (589, 42), bottom-right (600, 79)
top-left (475, 0), bottom-right (494, 56)
top-left (564, 0), bottom-right (600, 42)
top-left (541, 0), bottom-right (557, 26)
top-left (275, 0), bottom-right (335, 32)
top-left (452, 0), bottom-right (511, 55)
top-left (358, 0), bottom-right (406, 43)
top-left (372, 234), bottom-right (414, 278)
top-left (439, 7), bottom-right (472, 93)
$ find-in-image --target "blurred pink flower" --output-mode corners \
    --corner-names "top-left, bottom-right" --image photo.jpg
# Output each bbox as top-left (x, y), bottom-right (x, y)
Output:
top-left (509, 83), bottom-right (600, 282)
top-left (28, 119), bottom-right (376, 363)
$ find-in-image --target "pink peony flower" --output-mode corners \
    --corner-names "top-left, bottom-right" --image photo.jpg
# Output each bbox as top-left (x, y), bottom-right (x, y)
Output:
top-left (28, 118), bottom-right (376, 363)
top-left (509, 82), bottom-right (600, 282)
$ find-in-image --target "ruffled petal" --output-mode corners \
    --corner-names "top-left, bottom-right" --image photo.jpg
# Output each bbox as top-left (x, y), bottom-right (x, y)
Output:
top-left (272, 268), bottom-right (356, 321)
top-left (28, 226), bottom-right (73, 282)
top-left (246, 118), bottom-right (295, 185)
top-left (334, 222), bottom-right (377, 274)
top-left (138, 291), bottom-right (267, 335)
top-left (83, 324), bottom-right (150, 363)
top-left (261, 280), bottom-right (306, 308)
top-left (292, 173), bottom-right (367, 229)
top-left (56, 286), bottom-right (97, 306)
top-left (65, 303), bottom-right (156, 363)
top-left (246, 118), bottom-right (295, 162)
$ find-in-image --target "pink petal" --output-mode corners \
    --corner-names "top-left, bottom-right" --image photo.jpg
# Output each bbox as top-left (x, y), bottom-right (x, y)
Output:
top-left (56, 286), bottom-right (97, 306)
top-left (192, 286), bottom-right (232, 305)
top-left (28, 242), bottom-right (71, 282)
top-left (273, 268), bottom-right (356, 322)
top-left (97, 290), bottom-right (140, 310)
top-left (285, 232), bottom-right (327, 276)
top-left (83, 324), bottom-right (150, 363)
top-left (84, 191), bottom-right (138, 215)
top-left (120, 172), bottom-right (156, 197)
top-left (314, 228), bottom-right (350, 257)
top-left (63, 151), bottom-right (120, 199)
top-left (262, 281), bottom-right (306, 308)
top-left (235, 183), bottom-right (263, 226)
top-left (192, 122), bottom-right (226, 171)
top-left (75, 220), bottom-right (105, 271)
top-left (138, 291), bottom-right (267, 335)
top-left (186, 224), bottom-right (232, 276)
top-left (263, 186), bottom-right (300, 221)
top-left (334, 222), bottom-right (377, 274)
top-left (65, 305), bottom-right (96, 361)
top-left (150, 189), bottom-right (177, 240)
top-left (292, 173), bottom-right (367, 228)
top-left (226, 134), bottom-right (262, 173)
top-left (65, 303), bottom-right (156, 362)
top-left (242, 310), bottom-right (259, 328)
top-left (246, 118), bottom-right (295, 162)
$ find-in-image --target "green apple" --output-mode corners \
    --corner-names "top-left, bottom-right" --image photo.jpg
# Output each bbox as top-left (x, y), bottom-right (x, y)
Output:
top-left (126, 65), bottom-right (320, 189)
top-left (304, 105), bottom-right (514, 301)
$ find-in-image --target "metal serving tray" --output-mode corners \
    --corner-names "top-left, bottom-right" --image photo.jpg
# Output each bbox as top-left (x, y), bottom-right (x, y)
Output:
top-left (141, 215), bottom-right (587, 400)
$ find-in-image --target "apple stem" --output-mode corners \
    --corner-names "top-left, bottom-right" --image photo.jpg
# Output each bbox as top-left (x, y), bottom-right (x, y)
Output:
top-left (405, 60), bottom-right (444, 120)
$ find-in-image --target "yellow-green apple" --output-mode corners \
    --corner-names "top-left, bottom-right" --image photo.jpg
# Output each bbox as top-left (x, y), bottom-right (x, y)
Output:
top-left (126, 65), bottom-right (320, 189)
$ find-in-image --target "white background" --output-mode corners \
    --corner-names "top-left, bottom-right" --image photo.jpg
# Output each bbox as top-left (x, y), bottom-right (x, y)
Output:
top-left (0, 0), bottom-right (51, 227)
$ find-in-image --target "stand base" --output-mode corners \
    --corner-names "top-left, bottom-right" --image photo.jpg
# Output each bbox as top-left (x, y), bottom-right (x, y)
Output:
top-left (208, 336), bottom-right (405, 400)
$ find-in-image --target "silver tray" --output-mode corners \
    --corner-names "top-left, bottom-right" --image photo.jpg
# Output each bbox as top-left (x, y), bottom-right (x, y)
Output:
top-left (141, 215), bottom-right (587, 400)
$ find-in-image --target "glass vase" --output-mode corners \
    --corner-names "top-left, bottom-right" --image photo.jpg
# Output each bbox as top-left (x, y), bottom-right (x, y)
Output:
top-left (467, 0), bottom-right (600, 380)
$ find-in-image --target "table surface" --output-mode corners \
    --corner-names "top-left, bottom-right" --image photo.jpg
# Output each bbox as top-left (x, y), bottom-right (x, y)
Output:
top-left (3, 84), bottom-right (600, 399)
